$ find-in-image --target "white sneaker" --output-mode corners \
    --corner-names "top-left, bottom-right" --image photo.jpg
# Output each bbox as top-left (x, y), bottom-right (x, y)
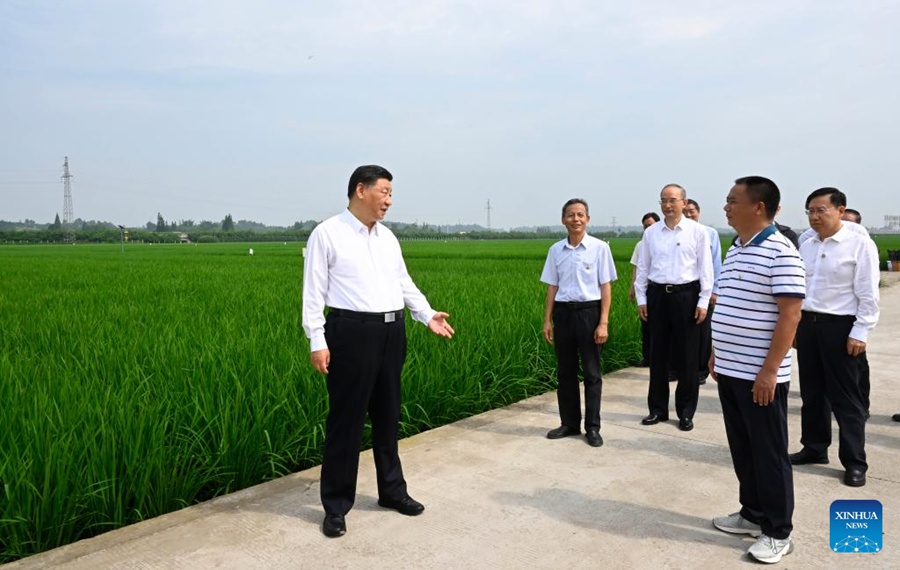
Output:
top-left (747, 534), bottom-right (793, 564)
top-left (712, 512), bottom-right (761, 536)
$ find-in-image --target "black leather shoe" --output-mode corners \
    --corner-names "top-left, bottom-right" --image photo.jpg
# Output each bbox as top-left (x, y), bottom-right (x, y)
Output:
top-left (789, 449), bottom-right (829, 465)
top-left (678, 418), bottom-right (694, 432)
top-left (378, 495), bottom-right (425, 516)
top-left (546, 425), bottom-right (580, 439)
top-left (893, 413), bottom-right (900, 422)
top-left (586, 428), bottom-right (603, 447)
top-left (641, 414), bottom-right (668, 425)
top-left (844, 468), bottom-right (866, 487)
top-left (322, 514), bottom-right (346, 538)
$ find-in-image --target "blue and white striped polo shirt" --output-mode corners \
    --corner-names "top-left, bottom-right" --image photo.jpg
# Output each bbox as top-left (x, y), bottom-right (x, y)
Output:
top-left (711, 224), bottom-right (805, 382)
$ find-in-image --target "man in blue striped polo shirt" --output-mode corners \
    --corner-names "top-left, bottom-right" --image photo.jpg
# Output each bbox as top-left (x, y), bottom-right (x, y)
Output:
top-left (709, 176), bottom-right (805, 564)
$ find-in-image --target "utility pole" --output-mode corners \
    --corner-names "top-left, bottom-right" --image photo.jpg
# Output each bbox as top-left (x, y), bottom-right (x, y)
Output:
top-left (61, 157), bottom-right (75, 243)
top-left (485, 199), bottom-right (492, 231)
top-left (611, 215), bottom-right (617, 235)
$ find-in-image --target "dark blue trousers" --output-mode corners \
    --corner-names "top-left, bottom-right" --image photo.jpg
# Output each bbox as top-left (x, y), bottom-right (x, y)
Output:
top-left (717, 374), bottom-right (794, 540)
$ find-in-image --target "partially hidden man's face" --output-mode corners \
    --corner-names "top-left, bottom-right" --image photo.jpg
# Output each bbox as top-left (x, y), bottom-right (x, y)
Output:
top-left (641, 217), bottom-right (656, 230)
top-left (358, 178), bottom-right (393, 221)
top-left (684, 203), bottom-right (700, 222)
top-left (562, 203), bottom-right (589, 233)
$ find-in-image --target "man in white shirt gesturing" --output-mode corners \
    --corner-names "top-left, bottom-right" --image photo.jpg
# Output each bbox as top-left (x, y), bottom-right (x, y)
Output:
top-left (302, 165), bottom-right (455, 537)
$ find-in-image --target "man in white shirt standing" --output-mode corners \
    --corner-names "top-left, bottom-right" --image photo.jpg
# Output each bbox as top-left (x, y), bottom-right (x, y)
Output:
top-left (629, 212), bottom-right (660, 367)
top-left (541, 199), bottom-right (618, 447)
top-left (302, 165), bottom-right (455, 537)
top-left (798, 208), bottom-right (872, 419)
top-left (684, 199), bottom-right (722, 386)
top-left (789, 188), bottom-right (879, 488)
top-left (634, 184), bottom-right (714, 431)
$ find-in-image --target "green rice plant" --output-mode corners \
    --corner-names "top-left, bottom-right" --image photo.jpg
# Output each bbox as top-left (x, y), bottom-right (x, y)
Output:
top-left (0, 240), bottom-right (643, 562)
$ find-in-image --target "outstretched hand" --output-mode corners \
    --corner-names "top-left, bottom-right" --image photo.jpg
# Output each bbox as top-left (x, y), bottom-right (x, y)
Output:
top-left (428, 312), bottom-right (455, 338)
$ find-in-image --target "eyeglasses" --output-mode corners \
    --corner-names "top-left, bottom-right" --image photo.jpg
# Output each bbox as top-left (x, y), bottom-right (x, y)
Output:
top-left (659, 198), bottom-right (682, 205)
top-left (805, 206), bottom-right (834, 216)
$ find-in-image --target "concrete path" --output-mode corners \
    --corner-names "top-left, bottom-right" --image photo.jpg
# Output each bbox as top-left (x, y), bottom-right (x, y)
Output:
top-left (8, 276), bottom-right (900, 570)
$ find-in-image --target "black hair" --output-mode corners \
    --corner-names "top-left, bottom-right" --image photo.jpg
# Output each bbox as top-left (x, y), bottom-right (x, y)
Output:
top-left (804, 187), bottom-right (846, 210)
top-left (734, 176), bottom-right (780, 220)
top-left (641, 212), bottom-right (660, 223)
top-left (348, 165), bottom-right (393, 199)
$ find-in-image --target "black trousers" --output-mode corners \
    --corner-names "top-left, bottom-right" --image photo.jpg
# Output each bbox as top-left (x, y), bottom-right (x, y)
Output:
top-left (797, 314), bottom-right (867, 471)
top-left (320, 311), bottom-right (408, 516)
top-left (646, 282), bottom-right (701, 420)
top-left (553, 303), bottom-right (603, 430)
top-left (859, 351), bottom-right (870, 413)
top-left (641, 318), bottom-right (651, 364)
top-left (697, 303), bottom-right (714, 380)
top-left (717, 375), bottom-right (794, 540)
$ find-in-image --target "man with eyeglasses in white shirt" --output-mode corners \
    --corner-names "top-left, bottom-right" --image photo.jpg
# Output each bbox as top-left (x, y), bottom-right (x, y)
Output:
top-left (302, 165), bottom-right (455, 537)
top-left (789, 188), bottom-right (879, 488)
top-left (634, 184), bottom-right (714, 431)
top-left (798, 209), bottom-right (873, 419)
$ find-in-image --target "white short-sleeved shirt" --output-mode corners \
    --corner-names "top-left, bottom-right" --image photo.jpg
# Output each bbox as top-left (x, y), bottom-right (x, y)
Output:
top-left (541, 234), bottom-right (618, 302)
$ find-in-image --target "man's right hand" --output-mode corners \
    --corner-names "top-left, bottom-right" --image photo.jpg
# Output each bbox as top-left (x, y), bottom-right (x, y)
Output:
top-left (638, 304), bottom-right (648, 322)
top-left (311, 349), bottom-right (330, 374)
top-left (542, 321), bottom-right (553, 344)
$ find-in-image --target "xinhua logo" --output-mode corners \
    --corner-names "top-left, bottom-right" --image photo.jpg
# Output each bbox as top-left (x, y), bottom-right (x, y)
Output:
top-left (830, 499), bottom-right (883, 553)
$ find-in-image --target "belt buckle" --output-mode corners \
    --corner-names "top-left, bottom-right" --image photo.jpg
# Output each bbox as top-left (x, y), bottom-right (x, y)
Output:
top-left (384, 312), bottom-right (396, 323)
top-left (665, 284), bottom-right (674, 293)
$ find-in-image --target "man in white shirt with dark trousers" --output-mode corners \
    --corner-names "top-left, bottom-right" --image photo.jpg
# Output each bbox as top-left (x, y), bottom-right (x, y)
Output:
top-left (302, 165), bottom-right (455, 538)
top-left (634, 184), bottom-right (714, 431)
top-left (790, 187), bottom-right (879, 488)
top-left (541, 198), bottom-right (618, 448)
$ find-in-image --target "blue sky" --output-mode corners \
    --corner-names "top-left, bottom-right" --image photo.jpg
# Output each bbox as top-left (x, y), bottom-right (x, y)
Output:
top-left (1, 1), bottom-right (897, 230)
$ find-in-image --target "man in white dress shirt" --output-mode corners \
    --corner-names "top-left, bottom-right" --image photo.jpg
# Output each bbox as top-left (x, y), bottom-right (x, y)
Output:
top-left (798, 209), bottom-right (872, 418)
top-left (634, 184), bottom-right (714, 431)
top-left (629, 212), bottom-right (660, 367)
top-left (684, 199), bottom-right (722, 386)
top-left (789, 188), bottom-right (879, 488)
top-left (302, 165), bottom-right (455, 537)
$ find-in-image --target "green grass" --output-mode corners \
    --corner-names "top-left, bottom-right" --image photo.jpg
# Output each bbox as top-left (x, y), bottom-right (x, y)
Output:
top-left (0, 239), bottom-right (642, 562)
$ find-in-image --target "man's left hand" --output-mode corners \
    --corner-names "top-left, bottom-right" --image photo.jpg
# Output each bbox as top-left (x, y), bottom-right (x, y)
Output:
top-left (752, 371), bottom-right (777, 406)
top-left (694, 307), bottom-right (708, 324)
top-left (594, 324), bottom-right (608, 345)
top-left (428, 312), bottom-right (455, 338)
top-left (847, 338), bottom-right (866, 357)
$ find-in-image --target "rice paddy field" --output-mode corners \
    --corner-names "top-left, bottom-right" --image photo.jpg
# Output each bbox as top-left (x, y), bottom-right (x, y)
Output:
top-left (0, 238), bottom-right (644, 562)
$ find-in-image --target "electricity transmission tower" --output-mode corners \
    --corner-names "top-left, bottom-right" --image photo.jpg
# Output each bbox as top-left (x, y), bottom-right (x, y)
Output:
top-left (485, 199), bottom-right (492, 231)
top-left (61, 157), bottom-right (75, 243)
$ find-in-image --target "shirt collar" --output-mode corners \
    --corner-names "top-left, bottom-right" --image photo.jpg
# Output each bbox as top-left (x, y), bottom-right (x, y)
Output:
top-left (341, 208), bottom-right (380, 237)
top-left (661, 216), bottom-right (687, 232)
top-left (811, 223), bottom-right (848, 244)
top-left (737, 223), bottom-right (777, 247)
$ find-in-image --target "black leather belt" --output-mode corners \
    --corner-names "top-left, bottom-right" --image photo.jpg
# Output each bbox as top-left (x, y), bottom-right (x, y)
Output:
top-left (648, 281), bottom-right (700, 293)
top-left (801, 311), bottom-right (855, 323)
top-left (555, 300), bottom-right (601, 309)
top-left (329, 308), bottom-right (404, 323)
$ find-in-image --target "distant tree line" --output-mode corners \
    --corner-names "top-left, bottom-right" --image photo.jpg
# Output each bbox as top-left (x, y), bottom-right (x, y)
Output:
top-left (0, 213), bottom-right (646, 245)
